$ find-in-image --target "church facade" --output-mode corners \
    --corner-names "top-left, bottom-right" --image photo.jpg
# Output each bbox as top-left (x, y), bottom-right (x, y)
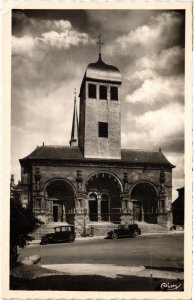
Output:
top-left (19, 50), bottom-right (174, 232)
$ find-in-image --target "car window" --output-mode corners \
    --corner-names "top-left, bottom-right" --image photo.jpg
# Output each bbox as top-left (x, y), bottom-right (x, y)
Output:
top-left (118, 225), bottom-right (127, 230)
top-left (55, 227), bottom-right (60, 232)
top-left (63, 226), bottom-right (72, 231)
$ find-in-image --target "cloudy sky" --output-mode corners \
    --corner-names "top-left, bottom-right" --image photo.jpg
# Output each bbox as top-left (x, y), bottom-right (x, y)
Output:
top-left (11, 9), bottom-right (185, 199)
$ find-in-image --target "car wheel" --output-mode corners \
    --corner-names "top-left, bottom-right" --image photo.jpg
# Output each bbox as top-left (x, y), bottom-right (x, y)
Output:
top-left (68, 235), bottom-right (74, 243)
top-left (40, 238), bottom-right (48, 245)
top-left (133, 231), bottom-right (139, 238)
top-left (112, 233), bottom-right (118, 239)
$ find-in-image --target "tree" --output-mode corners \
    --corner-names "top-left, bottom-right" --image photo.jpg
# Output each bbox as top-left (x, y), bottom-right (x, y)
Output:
top-left (10, 199), bottom-right (42, 267)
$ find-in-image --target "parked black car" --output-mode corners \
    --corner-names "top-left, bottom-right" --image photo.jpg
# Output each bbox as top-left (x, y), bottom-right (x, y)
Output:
top-left (107, 224), bottom-right (141, 239)
top-left (40, 225), bottom-right (76, 245)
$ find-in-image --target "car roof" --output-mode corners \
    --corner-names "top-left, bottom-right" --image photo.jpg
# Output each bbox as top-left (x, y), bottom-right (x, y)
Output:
top-left (54, 225), bottom-right (74, 229)
top-left (119, 224), bottom-right (138, 227)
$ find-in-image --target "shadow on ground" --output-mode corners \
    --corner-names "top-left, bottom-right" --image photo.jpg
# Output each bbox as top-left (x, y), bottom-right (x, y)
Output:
top-left (10, 263), bottom-right (184, 291)
top-left (10, 274), bottom-right (183, 291)
top-left (145, 266), bottom-right (184, 272)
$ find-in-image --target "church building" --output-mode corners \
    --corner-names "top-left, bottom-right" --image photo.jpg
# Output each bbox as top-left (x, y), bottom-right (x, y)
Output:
top-left (19, 39), bottom-right (174, 233)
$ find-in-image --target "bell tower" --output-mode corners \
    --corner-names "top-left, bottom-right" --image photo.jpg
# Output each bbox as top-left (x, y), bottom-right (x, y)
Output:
top-left (78, 35), bottom-right (122, 159)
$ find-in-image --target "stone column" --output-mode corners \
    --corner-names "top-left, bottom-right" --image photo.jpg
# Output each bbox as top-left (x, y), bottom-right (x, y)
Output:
top-left (34, 167), bottom-right (41, 190)
top-left (75, 197), bottom-right (81, 214)
top-left (141, 204), bottom-right (144, 222)
top-left (97, 194), bottom-right (102, 221)
top-left (159, 169), bottom-right (166, 213)
top-left (75, 192), bottom-right (89, 226)
top-left (45, 198), bottom-right (52, 223)
top-left (157, 169), bottom-right (173, 228)
top-left (62, 204), bottom-right (66, 222)
top-left (120, 192), bottom-right (132, 224)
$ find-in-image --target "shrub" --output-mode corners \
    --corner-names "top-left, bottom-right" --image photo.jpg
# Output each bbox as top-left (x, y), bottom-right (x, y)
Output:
top-left (10, 200), bottom-right (42, 267)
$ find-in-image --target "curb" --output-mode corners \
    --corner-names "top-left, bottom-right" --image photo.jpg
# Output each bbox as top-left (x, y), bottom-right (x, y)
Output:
top-left (27, 231), bottom-right (184, 246)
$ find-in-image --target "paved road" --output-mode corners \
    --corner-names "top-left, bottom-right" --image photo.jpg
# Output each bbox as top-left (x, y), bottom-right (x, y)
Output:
top-left (19, 233), bottom-right (184, 269)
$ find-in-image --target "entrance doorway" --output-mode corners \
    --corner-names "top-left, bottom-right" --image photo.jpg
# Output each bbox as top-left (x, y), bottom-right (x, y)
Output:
top-left (46, 179), bottom-right (75, 224)
top-left (131, 181), bottom-right (158, 224)
top-left (101, 194), bottom-right (109, 221)
top-left (133, 201), bottom-right (142, 222)
top-left (53, 205), bottom-right (63, 222)
top-left (86, 172), bottom-right (122, 223)
top-left (89, 193), bottom-right (97, 221)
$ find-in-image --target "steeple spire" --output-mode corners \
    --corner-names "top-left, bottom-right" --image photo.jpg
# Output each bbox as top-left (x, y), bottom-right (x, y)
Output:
top-left (97, 34), bottom-right (104, 60)
top-left (69, 89), bottom-right (79, 147)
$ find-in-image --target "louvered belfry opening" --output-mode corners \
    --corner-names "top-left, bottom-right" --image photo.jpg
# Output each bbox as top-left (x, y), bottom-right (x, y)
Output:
top-left (88, 83), bottom-right (96, 98)
top-left (110, 86), bottom-right (118, 101)
top-left (99, 85), bottom-right (107, 100)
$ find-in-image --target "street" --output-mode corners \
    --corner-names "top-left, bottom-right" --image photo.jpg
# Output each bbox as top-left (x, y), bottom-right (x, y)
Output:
top-left (19, 233), bottom-right (183, 269)
top-left (10, 233), bottom-right (184, 291)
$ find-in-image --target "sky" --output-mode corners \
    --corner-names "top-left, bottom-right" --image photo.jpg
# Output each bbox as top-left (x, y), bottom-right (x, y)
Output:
top-left (11, 9), bottom-right (185, 200)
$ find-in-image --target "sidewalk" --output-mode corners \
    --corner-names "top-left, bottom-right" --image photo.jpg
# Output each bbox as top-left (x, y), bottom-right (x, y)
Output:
top-left (41, 263), bottom-right (184, 280)
top-left (28, 235), bottom-right (105, 245)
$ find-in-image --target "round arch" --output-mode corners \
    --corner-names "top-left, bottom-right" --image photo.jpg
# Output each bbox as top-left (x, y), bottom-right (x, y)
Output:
top-left (44, 177), bottom-right (76, 198)
top-left (130, 181), bottom-right (159, 224)
top-left (43, 178), bottom-right (76, 224)
top-left (85, 171), bottom-right (122, 223)
top-left (129, 180), bottom-right (159, 198)
top-left (85, 171), bottom-right (123, 192)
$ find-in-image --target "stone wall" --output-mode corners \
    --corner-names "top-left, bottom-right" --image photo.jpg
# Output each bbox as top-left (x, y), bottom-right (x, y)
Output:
top-left (20, 161), bottom-right (172, 228)
top-left (79, 79), bottom-right (121, 159)
top-left (32, 164), bottom-right (171, 187)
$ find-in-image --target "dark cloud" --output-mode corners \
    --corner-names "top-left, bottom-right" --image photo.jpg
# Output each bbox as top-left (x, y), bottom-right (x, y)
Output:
top-left (159, 136), bottom-right (184, 153)
top-left (12, 10), bottom-right (90, 36)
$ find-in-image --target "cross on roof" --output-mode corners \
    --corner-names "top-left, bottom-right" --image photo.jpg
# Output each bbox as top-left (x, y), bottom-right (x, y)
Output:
top-left (97, 34), bottom-right (104, 56)
top-left (74, 88), bottom-right (76, 102)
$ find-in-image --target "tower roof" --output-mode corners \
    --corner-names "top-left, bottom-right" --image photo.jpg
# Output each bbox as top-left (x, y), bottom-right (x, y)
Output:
top-left (85, 55), bottom-right (122, 83)
top-left (69, 90), bottom-right (79, 147)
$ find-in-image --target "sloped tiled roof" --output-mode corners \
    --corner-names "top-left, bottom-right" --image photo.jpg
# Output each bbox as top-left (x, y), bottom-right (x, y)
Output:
top-left (121, 149), bottom-right (172, 165)
top-left (20, 145), bottom-right (174, 167)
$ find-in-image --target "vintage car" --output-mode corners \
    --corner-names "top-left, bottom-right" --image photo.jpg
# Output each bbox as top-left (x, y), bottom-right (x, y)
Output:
top-left (107, 224), bottom-right (141, 239)
top-left (40, 225), bottom-right (76, 245)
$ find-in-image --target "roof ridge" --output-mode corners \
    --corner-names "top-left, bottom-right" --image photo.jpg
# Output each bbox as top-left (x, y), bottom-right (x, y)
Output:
top-left (39, 145), bottom-right (73, 148)
top-left (121, 148), bottom-right (159, 153)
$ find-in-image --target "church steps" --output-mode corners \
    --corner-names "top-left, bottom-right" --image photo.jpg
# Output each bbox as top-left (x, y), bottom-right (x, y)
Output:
top-left (135, 222), bottom-right (168, 234)
top-left (31, 222), bottom-right (69, 240)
